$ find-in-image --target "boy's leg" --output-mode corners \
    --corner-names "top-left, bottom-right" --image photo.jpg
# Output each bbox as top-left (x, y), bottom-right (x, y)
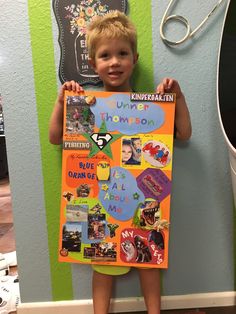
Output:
top-left (138, 268), bottom-right (161, 314)
top-left (92, 270), bottom-right (113, 314)
top-left (92, 265), bottom-right (131, 314)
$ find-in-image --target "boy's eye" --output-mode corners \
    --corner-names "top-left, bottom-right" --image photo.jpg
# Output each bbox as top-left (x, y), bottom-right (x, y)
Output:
top-left (120, 51), bottom-right (129, 56)
top-left (99, 53), bottom-right (109, 59)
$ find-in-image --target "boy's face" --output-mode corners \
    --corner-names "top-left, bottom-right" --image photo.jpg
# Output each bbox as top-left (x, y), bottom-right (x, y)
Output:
top-left (122, 144), bottom-right (132, 162)
top-left (133, 139), bottom-right (141, 149)
top-left (90, 38), bottom-right (138, 92)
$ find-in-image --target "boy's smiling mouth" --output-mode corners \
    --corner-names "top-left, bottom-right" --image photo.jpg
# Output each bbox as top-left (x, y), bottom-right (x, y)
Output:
top-left (108, 71), bottom-right (123, 78)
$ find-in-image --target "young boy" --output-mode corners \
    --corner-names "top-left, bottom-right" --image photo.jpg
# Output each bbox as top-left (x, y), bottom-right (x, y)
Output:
top-left (49, 11), bottom-right (191, 314)
top-left (131, 138), bottom-right (142, 162)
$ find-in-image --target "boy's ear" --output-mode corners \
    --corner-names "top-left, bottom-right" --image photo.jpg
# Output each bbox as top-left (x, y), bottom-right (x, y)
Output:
top-left (88, 58), bottom-right (97, 73)
top-left (133, 53), bottom-right (139, 65)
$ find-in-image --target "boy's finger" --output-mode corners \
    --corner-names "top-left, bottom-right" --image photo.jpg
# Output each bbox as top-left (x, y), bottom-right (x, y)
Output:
top-left (62, 82), bottom-right (69, 90)
top-left (167, 78), bottom-right (174, 90)
top-left (163, 77), bottom-right (173, 90)
top-left (71, 80), bottom-right (77, 91)
top-left (76, 83), bottom-right (84, 93)
top-left (156, 84), bottom-right (165, 94)
top-left (163, 77), bottom-right (169, 86)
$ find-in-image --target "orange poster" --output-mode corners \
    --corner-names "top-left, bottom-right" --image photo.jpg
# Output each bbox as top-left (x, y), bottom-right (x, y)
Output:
top-left (59, 91), bottom-right (175, 268)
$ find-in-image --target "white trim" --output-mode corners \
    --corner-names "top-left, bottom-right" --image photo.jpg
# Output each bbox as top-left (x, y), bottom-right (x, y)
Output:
top-left (17, 291), bottom-right (236, 314)
top-left (161, 291), bottom-right (236, 310)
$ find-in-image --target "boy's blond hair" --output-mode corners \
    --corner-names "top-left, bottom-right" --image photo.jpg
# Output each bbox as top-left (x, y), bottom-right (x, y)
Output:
top-left (86, 11), bottom-right (137, 60)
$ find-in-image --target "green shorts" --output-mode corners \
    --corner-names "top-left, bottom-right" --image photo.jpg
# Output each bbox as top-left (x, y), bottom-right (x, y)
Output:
top-left (92, 264), bottom-right (131, 275)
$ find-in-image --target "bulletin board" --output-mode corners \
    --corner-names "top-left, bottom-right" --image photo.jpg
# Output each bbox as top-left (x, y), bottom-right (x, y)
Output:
top-left (59, 91), bottom-right (175, 268)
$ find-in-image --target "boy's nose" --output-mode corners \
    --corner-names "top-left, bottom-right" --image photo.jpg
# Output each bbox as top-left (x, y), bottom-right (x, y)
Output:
top-left (110, 56), bottom-right (120, 66)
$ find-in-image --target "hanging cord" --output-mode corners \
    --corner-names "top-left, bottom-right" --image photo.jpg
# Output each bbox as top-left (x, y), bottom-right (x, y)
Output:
top-left (160, 0), bottom-right (226, 46)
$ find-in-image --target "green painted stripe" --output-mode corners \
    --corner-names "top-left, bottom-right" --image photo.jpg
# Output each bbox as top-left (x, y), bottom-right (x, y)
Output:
top-left (129, 0), bottom-right (154, 92)
top-left (28, 0), bottom-right (73, 300)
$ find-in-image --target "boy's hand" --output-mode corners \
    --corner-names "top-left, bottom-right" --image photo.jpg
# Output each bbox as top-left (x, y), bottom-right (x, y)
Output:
top-left (58, 80), bottom-right (84, 103)
top-left (157, 77), bottom-right (192, 141)
top-left (156, 78), bottom-right (183, 99)
top-left (49, 81), bottom-right (84, 145)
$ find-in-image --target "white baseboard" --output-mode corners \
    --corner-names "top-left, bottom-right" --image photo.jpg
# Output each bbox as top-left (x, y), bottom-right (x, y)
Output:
top-left (17, 291), bottom-right (236, 314)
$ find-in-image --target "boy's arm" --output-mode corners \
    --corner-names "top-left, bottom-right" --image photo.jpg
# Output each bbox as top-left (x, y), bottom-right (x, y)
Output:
top-left (174, 92), bottom-right (192, 141)
top-left (156, 78), bottom-right (192, 141)
top-left (49, 96), bottom-right (64, 144)
top-left (49, 81), bottom-right (84, 145)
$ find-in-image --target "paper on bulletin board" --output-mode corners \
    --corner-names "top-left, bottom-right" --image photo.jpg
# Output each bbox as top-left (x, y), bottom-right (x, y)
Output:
top-left (58, 90), bottom-right (175, 268)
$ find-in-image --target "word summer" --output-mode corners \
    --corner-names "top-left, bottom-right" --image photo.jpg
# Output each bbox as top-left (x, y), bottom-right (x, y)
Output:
top-left (131, 93), bottom-right (174, 102)
top-left (100, 112), bottom-right (155, 126)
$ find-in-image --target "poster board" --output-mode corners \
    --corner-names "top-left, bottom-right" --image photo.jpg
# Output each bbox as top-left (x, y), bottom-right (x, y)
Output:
top-left (59, 91), bottom-right (175, 268)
